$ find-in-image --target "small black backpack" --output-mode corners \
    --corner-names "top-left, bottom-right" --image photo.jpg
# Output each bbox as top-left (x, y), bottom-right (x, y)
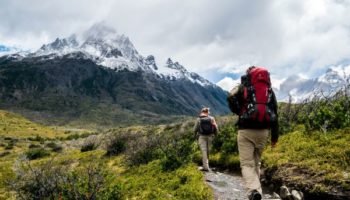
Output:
top-left (199, 116), bottom-right (214, 135)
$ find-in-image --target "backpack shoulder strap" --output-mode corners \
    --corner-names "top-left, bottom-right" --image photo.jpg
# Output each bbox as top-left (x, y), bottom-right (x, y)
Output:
top-left (243, 86), bottom-right (248, 100)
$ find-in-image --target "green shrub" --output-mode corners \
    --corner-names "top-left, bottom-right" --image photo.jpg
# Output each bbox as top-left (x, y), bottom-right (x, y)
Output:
top-left (65, 132), bottom-right (92, 140)
top-left (28, 135), bottom-right (45, 143)
top-left (4, 140), bottom-right (16, 150)
top-left (159, 130), bottom-right (195, 171)
top-left (8, 159), bottom-right (123, 200)
top-left (81, 140), bottom-right (98, 152)
top-left (25, 148), bottom-right (50, 160)
top-left (65, 133), bottom-right (81, 140)
top-left (122, 131), bottom-right (162, 166)
top-left (212, 124), bottom-right (238, 154)
top-left (126, 143), bottom-right (162, 166)
top-left (5, 143), bottom-right (14, 150)
top-left (298, 92), bottom-right (350, 132)
top-left (106, 137), bottom-right (126, 156)
top-left (28, 143), bottom-right (41, 149)
top-left (45, 142), bottom-right (63, 152)
top-left (0, 151), bottom-right (10, 157)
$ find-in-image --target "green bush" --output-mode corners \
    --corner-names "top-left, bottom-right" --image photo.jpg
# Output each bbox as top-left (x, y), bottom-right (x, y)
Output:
top-left (0, 151), bottom-right (10, 157)
top-left (122, 131), bottom-right (162, 166)
top-left (298, 93), bottom-right (350, 132)
top-left (65, 133), bottom-right (81, 140)
top-left (159, 130), bottom-right (195, 171)
top-left (45, 142), bottom-right (63, 152)
top-left (126, 143), bottom-right (162, 166)
top-left (4, 141), bottom-right (14, 150)
top-left (81, 142), bottom-right (98, 152)
top-left (28, 135), bottom-right (45, 143)
top-left (212, 124), bottom-right (238, 154)
top-left (25, 148), bottom-right (50, 160)
top-left (105, 134), bottom-right (128, 156)
top-left (28, 143), bottom-right (41, 149)
top-left (8, 159), bottom-right (123, 200)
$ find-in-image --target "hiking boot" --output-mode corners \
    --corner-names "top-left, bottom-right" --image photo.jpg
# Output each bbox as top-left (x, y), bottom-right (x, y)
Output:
top-left (249, 190), bottom-right (262, 200)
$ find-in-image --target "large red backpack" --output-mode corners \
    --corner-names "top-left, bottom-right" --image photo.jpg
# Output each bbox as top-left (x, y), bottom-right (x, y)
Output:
top-left (240, 67), bottom-right (277, 123)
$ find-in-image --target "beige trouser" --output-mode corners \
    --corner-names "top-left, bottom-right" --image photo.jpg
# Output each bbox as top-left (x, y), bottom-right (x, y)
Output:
top-left (198, 135), bottom-right (213, 170)
top-left (238, 129), bottom-right (269, 196)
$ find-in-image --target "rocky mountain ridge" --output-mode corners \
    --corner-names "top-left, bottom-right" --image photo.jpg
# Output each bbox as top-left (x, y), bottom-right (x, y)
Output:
top-left (7, 24), bottom-right (212, 87)
top-left (0, 24), bottom-right (229, 126)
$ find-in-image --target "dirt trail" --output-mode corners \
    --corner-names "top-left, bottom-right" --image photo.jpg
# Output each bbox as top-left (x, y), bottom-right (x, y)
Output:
top-left (204, 170), bottom-right (279, 200)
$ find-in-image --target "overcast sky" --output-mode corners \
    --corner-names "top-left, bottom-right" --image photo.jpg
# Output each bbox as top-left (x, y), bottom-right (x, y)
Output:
top-left (1, 0), bottom-right (350, 89)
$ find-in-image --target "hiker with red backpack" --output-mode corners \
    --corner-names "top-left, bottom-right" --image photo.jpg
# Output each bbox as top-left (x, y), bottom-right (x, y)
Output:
top-left (193, 107), bottom-right (218, 172)
top-left (227, 66), bottom-right (279, 200)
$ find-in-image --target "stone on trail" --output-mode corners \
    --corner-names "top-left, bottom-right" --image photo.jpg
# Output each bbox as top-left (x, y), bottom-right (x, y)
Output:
top-left (280, 185), bottom-right (293, 199)
top-left (291, 190), bottom-right (303, 200)
top-left (272, 192), bottom-right (281, 199)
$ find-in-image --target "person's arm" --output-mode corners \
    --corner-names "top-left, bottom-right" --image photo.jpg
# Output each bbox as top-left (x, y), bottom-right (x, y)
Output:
top-left (211, 117), bottom-right (218, 135)
top-left (271, 90), bottom-right (279, 147)
top-left (227, 85), bottom-right (243, 115)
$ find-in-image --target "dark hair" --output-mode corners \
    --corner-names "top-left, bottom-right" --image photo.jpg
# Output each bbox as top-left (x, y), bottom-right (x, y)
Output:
top-left (246, 66), bottom-right (256, 74)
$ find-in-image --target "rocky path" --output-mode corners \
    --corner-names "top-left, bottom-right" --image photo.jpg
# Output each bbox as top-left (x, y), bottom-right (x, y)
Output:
top-left (204, 170), bottom-right (280, 200)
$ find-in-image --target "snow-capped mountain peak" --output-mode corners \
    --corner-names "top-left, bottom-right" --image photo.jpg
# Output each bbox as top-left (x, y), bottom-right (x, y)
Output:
top-left (276, 65), bottom-right (350, 102)
top-left (144, 55), bottom-right (157, 70)
top-left (5, 24), bottom-right (214, 88)
top-left (155, 58), bottom-right (212, 86)
top-left (36, 35), bottom-right (79, 56)
top-left (318, 66), bottom-right (349, 85)
top-left (165, 58), bottom-right (186, 72)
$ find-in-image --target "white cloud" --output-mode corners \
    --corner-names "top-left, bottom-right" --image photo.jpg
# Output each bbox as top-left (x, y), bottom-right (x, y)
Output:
top-left (1, 0), bottom-right (350, 82)
top-left (216, 77), bottom-right (240, 92)
top-left (270, 75), bottom-right (287, 91)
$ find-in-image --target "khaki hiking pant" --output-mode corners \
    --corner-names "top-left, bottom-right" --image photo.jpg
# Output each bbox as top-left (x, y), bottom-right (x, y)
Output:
top-left (238, 129), bottom-right (269, 196)
top-left (198, 134), bottom-right (213, 170)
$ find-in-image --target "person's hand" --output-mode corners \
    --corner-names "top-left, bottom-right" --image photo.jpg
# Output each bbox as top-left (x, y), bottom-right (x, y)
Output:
top-left (271, 141), bottom-right (277, 148)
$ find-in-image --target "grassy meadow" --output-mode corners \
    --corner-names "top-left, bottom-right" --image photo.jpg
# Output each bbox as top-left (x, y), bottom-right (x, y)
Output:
top-left (0, 90), bottom-right (349, 199)
top-left (0, 110), bottom-right (212, 199)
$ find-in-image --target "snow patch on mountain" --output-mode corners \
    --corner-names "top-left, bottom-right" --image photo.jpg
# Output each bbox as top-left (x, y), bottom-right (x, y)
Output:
top-left (15, 24), bottom-right (213, 87)
top-left (153, 58), bottom-right (211, 86)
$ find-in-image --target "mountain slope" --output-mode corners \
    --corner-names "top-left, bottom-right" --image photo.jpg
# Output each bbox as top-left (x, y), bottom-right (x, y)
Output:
top-left (0, 109), bottom-right (65, 138)
top-left (0, 31), bottom-right (229, 126)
